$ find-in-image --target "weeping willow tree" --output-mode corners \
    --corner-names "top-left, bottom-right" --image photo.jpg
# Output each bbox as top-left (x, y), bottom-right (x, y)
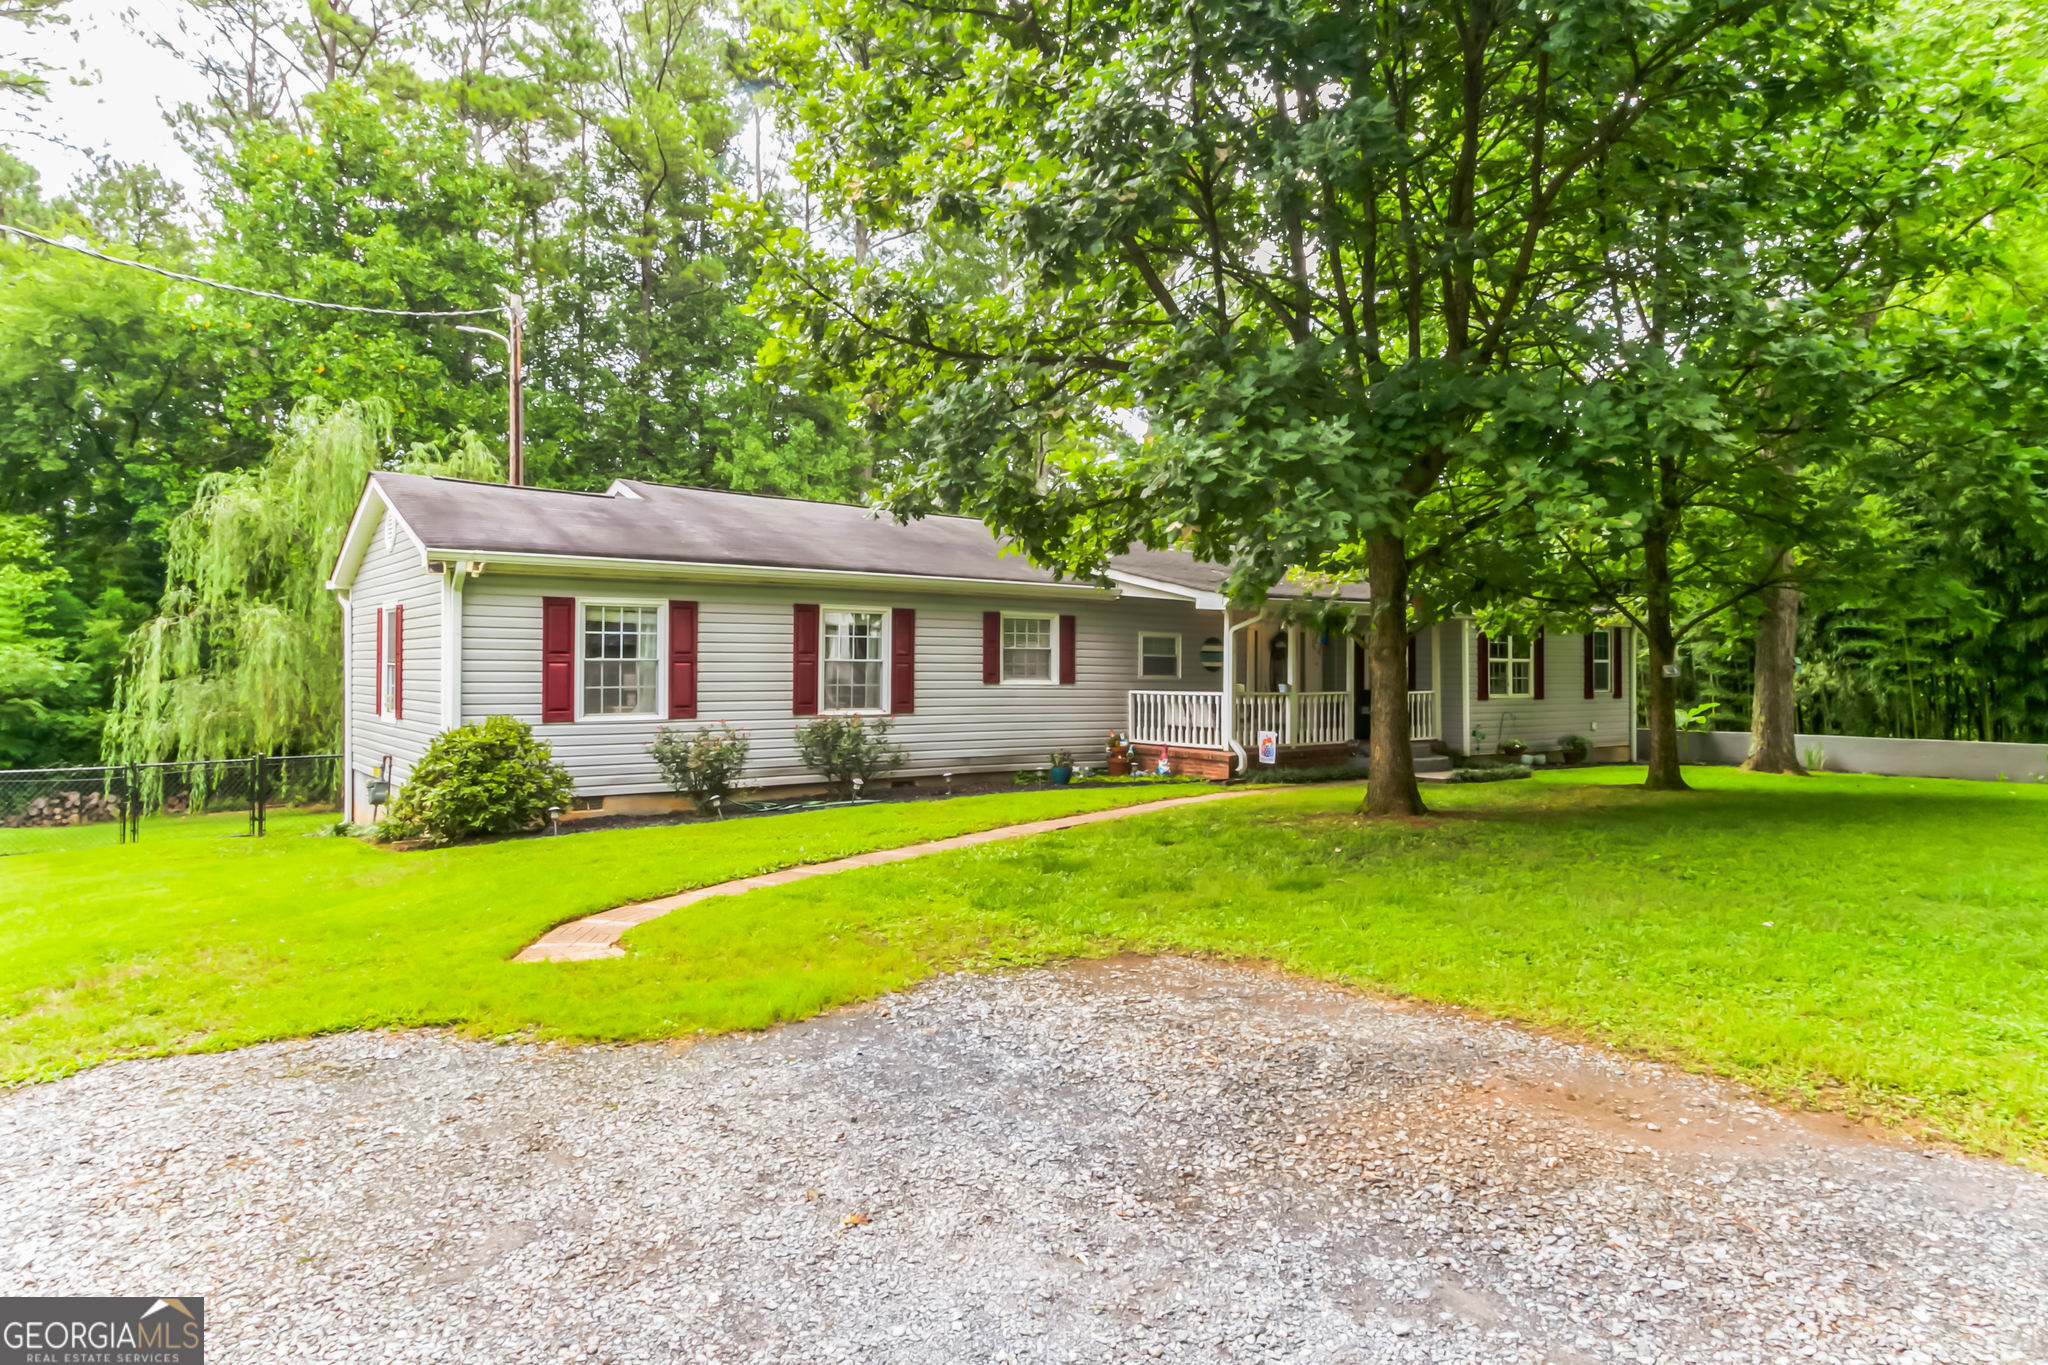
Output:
top-left (107, 399), bottom-right (499, 765)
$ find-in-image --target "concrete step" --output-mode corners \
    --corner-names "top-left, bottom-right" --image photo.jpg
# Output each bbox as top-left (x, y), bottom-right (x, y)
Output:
top-left (1413, 754), bottom-right (1453, 774)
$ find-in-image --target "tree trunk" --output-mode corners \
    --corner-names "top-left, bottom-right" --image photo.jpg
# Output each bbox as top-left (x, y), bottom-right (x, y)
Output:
top-left (1361, 533), bottom-right (1425, 817)
top-left (1641, 522), bottom-right (1690, 792)
top-left (1741, 552), bottom-right (1806, 774)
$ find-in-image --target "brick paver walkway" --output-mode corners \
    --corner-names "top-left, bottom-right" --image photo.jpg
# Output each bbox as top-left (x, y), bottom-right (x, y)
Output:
top-left (513, 788), bottom-right (1268, 963)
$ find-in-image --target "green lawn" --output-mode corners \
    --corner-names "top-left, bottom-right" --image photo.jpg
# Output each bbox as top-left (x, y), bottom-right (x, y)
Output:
top-left (0, 808), bottom-right (336, 856)
top-left (0, 784), bottom-right (1208, 1083)
top-left (3, 769), bottom-right (2043, 1165)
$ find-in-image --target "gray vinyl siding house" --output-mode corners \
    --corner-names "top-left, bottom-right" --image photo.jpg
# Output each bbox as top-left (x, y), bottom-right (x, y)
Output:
top-left (327, 474), bottom-right (1637, 822)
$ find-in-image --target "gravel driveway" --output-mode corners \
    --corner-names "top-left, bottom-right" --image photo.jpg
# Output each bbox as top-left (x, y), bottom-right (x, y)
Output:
top-left (4, 956), bottom-right (2043, 1365)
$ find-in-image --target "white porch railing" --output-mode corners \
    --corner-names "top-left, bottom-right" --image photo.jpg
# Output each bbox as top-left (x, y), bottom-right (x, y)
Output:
top-left (1287, 691), bottom-right (1351, 746)
top-left (1131, 688), bottom-right (1439, 749)
top-left (1235, 691), bottom-right (1350, 747)
top-left (1127, 690), bottom-right (1226, 750)
top-left (1408, 689), bottom-right (1439, 742)
top-left (1234, 692), bottom-right (1285, 744)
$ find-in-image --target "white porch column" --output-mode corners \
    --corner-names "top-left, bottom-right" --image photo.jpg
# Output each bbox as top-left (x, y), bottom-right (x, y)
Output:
top-left (1219, 608), bottom-right (1234, 754)
top-left (1344, 624), bottom-right (1357, 743)
top-left (1286, 624), bottom-right (1301, 745)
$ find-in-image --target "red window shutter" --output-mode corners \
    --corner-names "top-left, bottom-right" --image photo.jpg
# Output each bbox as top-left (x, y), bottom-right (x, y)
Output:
top-left (1532, 632), bottom-right (1545, 700)
top-left (1474, 631), bottom-right (1490, 702)
top-left (1583, 633), bottom-right (1596, 700)
top-left (392, 603), bottom-right (404, 719)
top-left (668, 600), bottom-right (698, 719)
top-left (1612, 628), bottom-right (1625, 698)
top-left (1059, 614), bottom-right (1077, 684)
top-left (792, 603), bottom-right (820, 715)
top-left (374, 607), bottom-right (385, 716)
top-left (982, 611), bottom-right (1001, 684)
top-left (1405, 636), bottom-right (1417, 692)
top-left (541, 597), bottom-right (575, 722)
top-left (890, 608), bottom-right (915, 714)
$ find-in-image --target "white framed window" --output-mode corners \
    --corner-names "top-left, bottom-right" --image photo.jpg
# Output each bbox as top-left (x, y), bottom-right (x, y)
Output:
top-left (378, 604), bottom-right (399, 717)
top-left (1001, 613), bottom-right (1055, 683)
top-left (1590, 630), bottom-right (1611, 694)
top-left (822, 608), bottom-right (886, 712)
top-left (1488, 634), bottom-right (1535, 698)
top-left (1138, 632), bottom-right (1181, 679)
top-left (582, 602), bottom-right (662, 716)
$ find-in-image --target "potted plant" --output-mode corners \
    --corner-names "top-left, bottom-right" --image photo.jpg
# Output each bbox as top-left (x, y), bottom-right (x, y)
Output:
top-left (1556, 733), bottom-right (1590, 765)
top-left (1048, 750), bottom-right (1075, 785)
top-left (1496, 737), bottom-right (1528, 761)
top-left (1105, 732), bottom-right (1131, 777)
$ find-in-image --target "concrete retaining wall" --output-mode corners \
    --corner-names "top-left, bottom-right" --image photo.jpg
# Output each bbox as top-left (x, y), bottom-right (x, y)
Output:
top-left (1634, 729), bottom-right (2048, 783)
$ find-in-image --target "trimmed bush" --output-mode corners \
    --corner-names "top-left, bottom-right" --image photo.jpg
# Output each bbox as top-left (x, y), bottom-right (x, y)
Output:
top-left (1442, 764), bottom-right (1532, 784)
top-left (794, 715), bottom-right (904, 800)
top-left (650, 723), bottom-right (753, 815)
top-left (382, 715), bottom-right (575, 844)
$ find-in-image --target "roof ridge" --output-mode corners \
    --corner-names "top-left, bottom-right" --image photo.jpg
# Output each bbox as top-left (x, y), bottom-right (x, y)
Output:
top-left (617, 478), bottom-right (991, 523)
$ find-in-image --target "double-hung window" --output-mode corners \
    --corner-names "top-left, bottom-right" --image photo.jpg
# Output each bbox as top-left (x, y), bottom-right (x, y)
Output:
top-left (583, 604), bottom-right (660, 715)
top-left (1138, 632), bottom-right (1181, 679)
top-left (1488, 634), bottom-right (1535, 698)
top-left (1590, 631), bottom-right (1611, 694)
top-left (823, 609), bottom-right (885, 712)
top-left (1001, 614), bottom-right (1054, 682)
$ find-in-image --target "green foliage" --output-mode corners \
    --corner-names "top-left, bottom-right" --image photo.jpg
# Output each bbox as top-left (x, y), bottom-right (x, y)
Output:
top-left (107, 397), bottom-right (498, 765)
top-left (0, 154), bottom-right (227, 761)
top-left (383, 715), bottom-right (575, 844)
top-left (1, 0), bottom-right (65, 100)
top-left (649, 722), bottom-right (753, 813)
top-left (0, 514), bottom-right (85, 763)
top-left (793, 715), bottom-right (903, 799)
top-left (203, 85), bottom-right (521, 451)
top-left (1441, 765), bottom-right (1534, 785)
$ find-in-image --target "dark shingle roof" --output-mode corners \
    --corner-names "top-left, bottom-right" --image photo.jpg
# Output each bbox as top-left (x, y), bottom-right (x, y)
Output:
top-left (365, 472), bottom-right (1367, 601)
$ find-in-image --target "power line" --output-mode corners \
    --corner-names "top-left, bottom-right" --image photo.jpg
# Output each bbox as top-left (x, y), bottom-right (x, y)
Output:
top-left (0, 221), bottom-right (504, 319)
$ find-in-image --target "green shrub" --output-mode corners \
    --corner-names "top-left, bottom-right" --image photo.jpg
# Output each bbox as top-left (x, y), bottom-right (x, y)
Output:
top-left (383, 716), bottom-right (575, 844)
top-left (1442, 764), bottom-right (1532, 784)
top-left (1248, 763), bottom-right (1368, 784)
top-left (650, 723), bottom-right (753, 815)
top-left (794, 715), bottom-right (904, 800)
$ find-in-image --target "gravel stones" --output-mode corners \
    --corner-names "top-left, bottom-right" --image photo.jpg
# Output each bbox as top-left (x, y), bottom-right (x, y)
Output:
top-left (3, 956), bottom-right (2043, 1364)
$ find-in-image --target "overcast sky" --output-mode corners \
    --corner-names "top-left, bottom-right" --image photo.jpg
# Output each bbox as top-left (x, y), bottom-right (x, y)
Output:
top-left (6, 0), bottom-right (208, 192)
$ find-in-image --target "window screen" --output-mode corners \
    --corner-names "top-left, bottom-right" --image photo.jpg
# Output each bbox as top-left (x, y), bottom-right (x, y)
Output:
top-left (1139, 633), bottom-right (1180, 678)
top-left (1002, 615), bottom-right (1053, 681)
top-left (823, 610), bottom-right (885, 711)
top-left (583, 604), bottom-right (660, 715)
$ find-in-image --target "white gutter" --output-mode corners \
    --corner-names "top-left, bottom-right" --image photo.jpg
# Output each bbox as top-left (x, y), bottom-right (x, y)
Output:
top-left (429, 549), bottom-right (1115, 599)
top-left (1222, 608), bottom-right (1255, 772)
top-left (338, 591), bottom-right (352, 822)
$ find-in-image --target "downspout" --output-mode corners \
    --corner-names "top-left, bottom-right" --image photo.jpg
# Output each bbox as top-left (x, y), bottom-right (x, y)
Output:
top-left (339, 592), bottom-right (352, 823)
top-left (1222, 608), bottom-right (1250, 773)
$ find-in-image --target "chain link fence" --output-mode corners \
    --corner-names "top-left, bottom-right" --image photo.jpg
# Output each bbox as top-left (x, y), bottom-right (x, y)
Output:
top-left (0, 755), bottom-right (342, 849)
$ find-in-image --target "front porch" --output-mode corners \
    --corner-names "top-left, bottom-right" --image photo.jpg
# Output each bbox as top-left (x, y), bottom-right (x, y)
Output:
top-left (1126, 687), bottom-right (1440, 777)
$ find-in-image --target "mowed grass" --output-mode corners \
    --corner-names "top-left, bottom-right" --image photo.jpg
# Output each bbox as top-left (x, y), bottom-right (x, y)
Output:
top-left (0, 808), bottom-right (337, 856)
top-left (4, 769), bottom-right (2044, 1165)
top-left (608, 768), bottom-right (2047, 1163)
top-left (0, 784), bottom-right (1209, 1082)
